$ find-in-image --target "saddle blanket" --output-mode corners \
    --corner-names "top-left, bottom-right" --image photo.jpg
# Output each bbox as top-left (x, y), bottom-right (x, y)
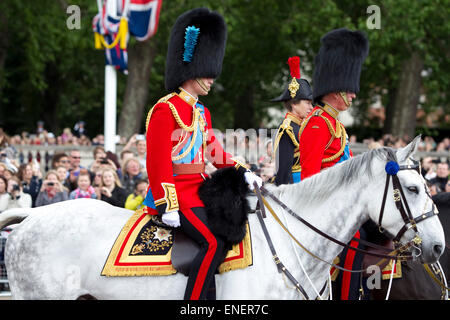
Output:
top-left (101, 208), bottom-right (253, 277)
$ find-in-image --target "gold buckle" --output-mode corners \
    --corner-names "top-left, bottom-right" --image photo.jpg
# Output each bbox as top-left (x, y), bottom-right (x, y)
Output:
top-left (393, 189), bottom-right (401, 201)
top-left (412, 235), bottom-right (422, 246)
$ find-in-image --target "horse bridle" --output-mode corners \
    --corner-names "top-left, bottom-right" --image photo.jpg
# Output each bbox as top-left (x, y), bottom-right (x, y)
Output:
top-left (252, 159), bottom-right (441, 299)
top-left (377, 160), bottom-right (439, 251)
top-left (255, 159), bottom-right (439, 262)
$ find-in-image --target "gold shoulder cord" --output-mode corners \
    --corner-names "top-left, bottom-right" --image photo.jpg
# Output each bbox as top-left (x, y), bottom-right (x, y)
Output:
top-left (145, 92), bottom-right (199, 132)
top-left (297, 109), bottom-right (346, 164)
top-left (145, 92), bottom-right (206, 162)
top-left (274, 117), bottom-right (302, 174)
top-left (145, 93), bottom-right (176, 132)
top-left (273, 118), bottom-right (300, 156)
top-left (297, 109), bottom-right (321, 144)
top-left (321, 120), bottom-right (346, 163)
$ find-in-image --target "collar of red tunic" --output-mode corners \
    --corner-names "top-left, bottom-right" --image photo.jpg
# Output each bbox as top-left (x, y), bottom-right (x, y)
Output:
top-left (320, 103), bottom-right (339, 119)
top-left (178, 87), bottom-right (198, 107)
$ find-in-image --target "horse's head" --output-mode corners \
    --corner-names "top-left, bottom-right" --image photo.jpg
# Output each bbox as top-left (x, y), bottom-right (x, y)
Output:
top-left (367, 135), bottom-right (445, 264)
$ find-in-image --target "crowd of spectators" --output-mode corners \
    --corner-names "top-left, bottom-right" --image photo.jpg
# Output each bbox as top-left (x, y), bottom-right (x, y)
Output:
top-left (0, 121), bottom-right (449, 216)
top-left (360, 133), bottom-right (450, 153)
top-left (361, 133), bottom-right (450, 196)
top-left (0, 124), bottom-right (150, 213)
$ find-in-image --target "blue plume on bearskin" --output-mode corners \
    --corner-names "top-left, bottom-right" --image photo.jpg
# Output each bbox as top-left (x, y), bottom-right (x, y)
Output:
top-left (165, 8), bottom-right (227, 91)
top-left (183, 26), bottom-right (200, 63)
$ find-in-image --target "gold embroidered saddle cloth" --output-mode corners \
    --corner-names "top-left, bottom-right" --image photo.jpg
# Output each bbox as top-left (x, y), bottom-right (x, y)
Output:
top-left (101, 208), bottom-right (253, 277)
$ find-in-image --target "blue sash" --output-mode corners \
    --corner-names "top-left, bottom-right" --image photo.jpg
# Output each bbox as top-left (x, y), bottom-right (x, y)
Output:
top-left (172, 103), bottom-right (206, 165)
top-left (292, 171), bottom-right (301, 183)
top-left (337, 136), bottom-right (351, 164)
top-left (143, 103), bottom-right (207, 209)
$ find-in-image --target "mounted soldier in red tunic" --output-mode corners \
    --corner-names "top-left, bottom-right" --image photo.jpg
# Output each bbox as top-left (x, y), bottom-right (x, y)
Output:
top-left (298, 28), bottom-right (370, 300)
top-left (143, 7), bottom-right (262, 300)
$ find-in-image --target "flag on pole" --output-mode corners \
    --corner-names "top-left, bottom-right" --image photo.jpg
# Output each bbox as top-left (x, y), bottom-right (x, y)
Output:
top-left (127, 0), bottom-right (162, 41)
top-left (92, 1), bottom-right (129, 74)
top-left (92, 0), bottom-right (162, 74)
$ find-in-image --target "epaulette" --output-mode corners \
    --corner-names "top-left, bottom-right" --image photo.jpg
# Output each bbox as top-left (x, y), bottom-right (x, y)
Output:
top-left (145, 92), bottom-right (205, 135)
top-left (298, 107), bottom-right (347, 164)
top-left (145, 93), bottom-right (177, 131)
top-left (145, 92), bottom-right (208, 163)
top-left (273, 117), bottom-right (299, 156)
top-left (297, 108), bottom-right (323, 142)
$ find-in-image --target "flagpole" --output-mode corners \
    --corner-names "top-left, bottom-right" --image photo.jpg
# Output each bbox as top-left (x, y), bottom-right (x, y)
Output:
top-left (96, 0), bottom-right (102, 12)
top-left (104, 0), bottom-right (117, 153)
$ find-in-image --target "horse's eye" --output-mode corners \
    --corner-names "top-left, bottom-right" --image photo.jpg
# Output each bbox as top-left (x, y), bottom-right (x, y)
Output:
top-left (407, 186), bottom-right (419, 194)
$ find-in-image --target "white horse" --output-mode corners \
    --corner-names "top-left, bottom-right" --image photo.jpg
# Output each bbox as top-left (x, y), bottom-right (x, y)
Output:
top-left (0, 137), bottom-right (445, 300)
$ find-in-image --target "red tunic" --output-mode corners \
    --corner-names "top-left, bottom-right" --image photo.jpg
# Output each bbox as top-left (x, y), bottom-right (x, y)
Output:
top-left (299, 104), bottom-right (353, 180)
top-left (145, 91), bottom-right (244, 215)
top-left (299, 103), bottom-right (358, 299)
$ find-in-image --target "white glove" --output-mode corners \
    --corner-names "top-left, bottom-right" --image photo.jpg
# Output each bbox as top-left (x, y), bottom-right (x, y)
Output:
top-left (244, 171), bottom-right (263, 191)
top-left (162, 210), bottom-right (181, 228)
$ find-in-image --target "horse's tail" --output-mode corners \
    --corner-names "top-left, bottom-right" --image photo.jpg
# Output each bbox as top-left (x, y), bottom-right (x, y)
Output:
top-left (0, 208), bottom-right (32, 229)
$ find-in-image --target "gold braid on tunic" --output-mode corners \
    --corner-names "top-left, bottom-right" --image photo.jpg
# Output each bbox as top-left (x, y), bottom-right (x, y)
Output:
top-left (298, 106), bottom-right (347, 164)
top-left (273, 114), bottom-right (302, 173)
top-left (145, 93), bottom-right (207, 162)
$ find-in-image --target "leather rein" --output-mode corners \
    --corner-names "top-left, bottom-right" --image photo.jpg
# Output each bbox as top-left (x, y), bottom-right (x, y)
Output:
top-left (254, 160), bottom-right (439, 266)
top-left (251, 160), bottom-right (442, 298)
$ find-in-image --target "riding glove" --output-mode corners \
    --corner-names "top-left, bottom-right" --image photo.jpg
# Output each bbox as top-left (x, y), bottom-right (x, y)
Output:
top-left (162, 210), bottom-right (181, 228)
top-left (244, 171), bottom-right (263, 191)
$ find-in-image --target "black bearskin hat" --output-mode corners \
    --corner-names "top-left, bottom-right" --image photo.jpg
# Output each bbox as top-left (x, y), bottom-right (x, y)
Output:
top-left (312, 28), bottom-right (369, 101)
top-left (165, 8), bottom-right (227, 92)
top-left (271, 56), bottom-right (313, 103)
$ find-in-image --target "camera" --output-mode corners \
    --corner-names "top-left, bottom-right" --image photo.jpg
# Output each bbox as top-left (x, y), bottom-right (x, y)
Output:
top-left (12, 184), bottom-right (20, 191)
top-left (47, 182), bottom-right (55, 186)
top-left (100, 157), bottom-right (109, 164)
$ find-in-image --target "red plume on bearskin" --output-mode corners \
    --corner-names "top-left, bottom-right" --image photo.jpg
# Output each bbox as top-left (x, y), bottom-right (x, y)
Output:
top-left (287, 56), bottom-right (301, 79)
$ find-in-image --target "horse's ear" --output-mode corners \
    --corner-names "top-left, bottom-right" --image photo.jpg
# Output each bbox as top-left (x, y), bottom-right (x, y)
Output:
top-left (397, 135), bottom-right (421, 162)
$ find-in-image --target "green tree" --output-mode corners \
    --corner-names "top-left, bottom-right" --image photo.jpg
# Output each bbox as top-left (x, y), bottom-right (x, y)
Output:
top-left (202, 0), bottom-right (352, 130)
top-left (336, 0), bottom-right (450, 139)
top-left (1, 0), bottom-right (449, 141)
top-left (0, 0), bottom-right (113, 136)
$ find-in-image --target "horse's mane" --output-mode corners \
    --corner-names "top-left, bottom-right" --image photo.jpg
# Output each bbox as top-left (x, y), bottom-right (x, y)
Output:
top-left (276, 146), bottom-right (398, 206)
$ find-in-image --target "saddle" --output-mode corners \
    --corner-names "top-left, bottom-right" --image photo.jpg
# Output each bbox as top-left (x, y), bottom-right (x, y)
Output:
top-left (101, 167), bottom-right (253, 277)
top-left (148, 214), bottom-right (237, 276)
top-left (171, 229), bottom-right (203, 275)
top-left (173, 166), bottom-right (252, 275)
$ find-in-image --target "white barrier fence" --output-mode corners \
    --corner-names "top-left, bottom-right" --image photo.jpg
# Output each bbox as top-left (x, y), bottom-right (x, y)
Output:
top-left (9, 143), bottom-right (449, 175)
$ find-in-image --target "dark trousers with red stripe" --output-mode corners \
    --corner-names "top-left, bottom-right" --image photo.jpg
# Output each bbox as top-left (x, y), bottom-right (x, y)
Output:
top-left (179, 207), bottom-right (227, 300)
top-left (334, 227), bottom-right (368, 300)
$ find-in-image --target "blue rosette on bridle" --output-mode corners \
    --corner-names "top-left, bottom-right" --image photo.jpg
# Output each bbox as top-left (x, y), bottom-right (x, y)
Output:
top-left (183, 26), bottom-right (200, 63)
top-left (385, 161), bottom-right (400, 175)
